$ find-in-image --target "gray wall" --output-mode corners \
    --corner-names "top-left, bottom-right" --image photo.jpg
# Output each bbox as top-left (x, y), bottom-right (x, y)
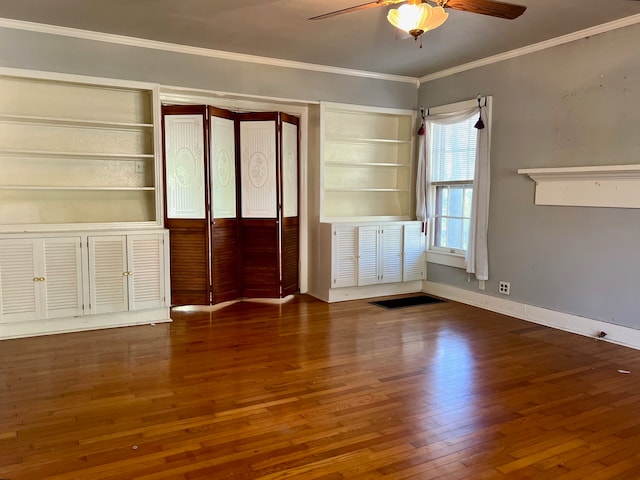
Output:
top-left (419, 23), bottom-right (640, 329)
top-left (0, 26), bottom-right (417, 109)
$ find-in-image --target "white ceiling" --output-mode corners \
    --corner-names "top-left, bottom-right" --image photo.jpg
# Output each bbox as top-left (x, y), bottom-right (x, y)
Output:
top-left (0, 0), bottom-right (639, 78)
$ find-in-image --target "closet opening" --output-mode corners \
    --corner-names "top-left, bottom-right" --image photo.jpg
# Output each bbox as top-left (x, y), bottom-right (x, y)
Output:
top-left (162, 104), bottom-right (300, 306)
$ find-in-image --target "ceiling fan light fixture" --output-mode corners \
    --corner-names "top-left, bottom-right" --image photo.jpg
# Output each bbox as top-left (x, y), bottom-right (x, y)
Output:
top-left (387, 3), bottom-right (449, 39)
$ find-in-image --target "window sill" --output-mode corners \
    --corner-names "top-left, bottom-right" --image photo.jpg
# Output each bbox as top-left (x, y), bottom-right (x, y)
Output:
top-left (425, 250), bottom-right (466, 269)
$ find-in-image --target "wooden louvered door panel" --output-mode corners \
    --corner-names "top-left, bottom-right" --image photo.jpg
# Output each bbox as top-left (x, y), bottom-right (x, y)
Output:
top-left (41, 237), bottom-right (83, 319)
top-left (211, 220), bottom-right (239, 304)
top-left (357, 225), bottom-right (380, 286)
top-left (331, 226), bottom-right (357, 288)
top-left (0, 239), bottom-right (39, 323)
top-left (238, 113), bottom-right (280, 298)
top-left (281, 219), bottom-right (299, 296)
top-left (210, 107), bottom-right (240, 304)
top-left (241, 220), bottom-right (279, 298)
top-left (162, 105), bottom-right (210, 306)
top-left (88, 236), bottom-right (128, 315)
top-left (127, 234), bottom-right (165, 311)
top-left (280, 114), bottom-right (299, 296)
top-left (380, 224), bottom-right (403, 284)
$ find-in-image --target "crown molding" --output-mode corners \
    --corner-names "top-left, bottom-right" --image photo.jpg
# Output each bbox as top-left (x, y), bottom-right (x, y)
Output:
top-left (419, 13), bottom-right (640, 84)
top-left (0, 17), bottom-right (419, 86)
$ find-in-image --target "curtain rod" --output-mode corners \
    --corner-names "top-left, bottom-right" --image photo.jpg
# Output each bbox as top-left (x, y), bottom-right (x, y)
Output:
top-left (423, 95), bottom-right (487, 117)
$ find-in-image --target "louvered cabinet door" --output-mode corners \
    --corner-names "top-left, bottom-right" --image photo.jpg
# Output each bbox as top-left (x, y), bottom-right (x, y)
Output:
top-left (380, 224), bottom-right (403, 284)
top-left (357, 225), bottom-right (380, 287)
top-left (127, 234), bottom-right (166, 311)
top-left (0, 239), bottom-right (39, 323)
top-left (331, 226), bottom-right (357, 288)
top-left (88, 236), bottom-right (128, 315)
top-left (41, 237), bottom-right (83, 319)
top-left (403, 222), bottom-right (425, 282)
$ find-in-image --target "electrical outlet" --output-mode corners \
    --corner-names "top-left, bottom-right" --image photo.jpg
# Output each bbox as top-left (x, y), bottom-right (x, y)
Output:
top-left (499, 281), bottom-right (510, 295)
top-left (478, 280), bottom-right (486, 291)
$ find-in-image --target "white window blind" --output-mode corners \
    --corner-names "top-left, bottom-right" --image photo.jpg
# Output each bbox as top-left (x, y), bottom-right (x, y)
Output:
top-left (431, 115), bottom-right (477, 183)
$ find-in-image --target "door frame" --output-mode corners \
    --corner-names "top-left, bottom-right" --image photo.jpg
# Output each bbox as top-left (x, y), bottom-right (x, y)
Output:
top-left (159, 89), bottom-right (310, 295)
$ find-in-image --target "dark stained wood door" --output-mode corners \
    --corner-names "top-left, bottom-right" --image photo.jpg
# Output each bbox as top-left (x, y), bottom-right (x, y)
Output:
top-left (237, 112), bottom-right (300, 298)
top-left (161, 105), bottom-right (210, 305)
top-left (280, 113), bottom-right (300, 296)
top-left (163, 108), bottom-right (299, 304)
top-left (209, 107), bottom-right (241, 304)
top-left (237, 112), bottom-right (281, 298)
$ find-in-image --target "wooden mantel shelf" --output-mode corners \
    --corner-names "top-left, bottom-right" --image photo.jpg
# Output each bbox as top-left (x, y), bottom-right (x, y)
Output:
top-left (518, 164), bottom-right (640, 208)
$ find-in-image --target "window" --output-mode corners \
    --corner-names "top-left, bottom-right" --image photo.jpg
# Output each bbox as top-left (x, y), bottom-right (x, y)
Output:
top-left (430, 115), bottom-right (477, 254)
top-left (420, 97), bottom-right (491, 273)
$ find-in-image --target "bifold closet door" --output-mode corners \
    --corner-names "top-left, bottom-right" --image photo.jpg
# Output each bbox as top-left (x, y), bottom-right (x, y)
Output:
top-left (162, 106), bottom-right (210, 305)
top-left (209, 107), bottom-right (240, 304)
top-left (280, 113), bottom-right (299, 296)
top-left (163, 107), bottom-right (299, 304)
top-left (238, 113), bottom-right (280, 298)
top-left (238, 112), bottom-right (299, 298)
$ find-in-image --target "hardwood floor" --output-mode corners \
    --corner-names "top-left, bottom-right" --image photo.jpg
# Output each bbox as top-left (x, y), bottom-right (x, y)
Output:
top-left (2, 295), bottom-right (640, 479)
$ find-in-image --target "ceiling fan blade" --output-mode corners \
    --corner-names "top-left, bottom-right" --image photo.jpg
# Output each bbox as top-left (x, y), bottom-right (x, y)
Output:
top-left (445, 0), bottom-right (526, 19)
top-left (309, 0), bottom-right (405, 21)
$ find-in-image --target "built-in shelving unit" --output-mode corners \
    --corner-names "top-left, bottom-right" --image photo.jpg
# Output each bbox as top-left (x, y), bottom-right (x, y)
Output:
top-left (320, 102), bottom-right (416, 221)
top-left (0, 71), bottom-right (169, 339)
top-left (0, 74), bottom-right (160, 230)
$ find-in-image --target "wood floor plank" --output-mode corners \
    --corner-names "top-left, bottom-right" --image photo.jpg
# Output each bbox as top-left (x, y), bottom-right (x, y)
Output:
top-left (2, 294), bottom-right (640, 478)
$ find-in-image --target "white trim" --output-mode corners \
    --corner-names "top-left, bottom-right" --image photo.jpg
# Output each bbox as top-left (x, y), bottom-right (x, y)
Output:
top-left (420, 14), bottom-right (640, 83)
top-left (423, 281), bottom-right (640, 351)
top-left (518, 165), bottom-right (640, 209)
top-left (0, 18), bottom-right (418, 85)
top-left (0, 66), bottom-right (159, 90)
top-left (323, 281), bottom-right (423, 303)
top-left (425, 250), bottom-right (465, 268)
top-left (519, 164), bottom-right (640, 180)
top-left (0, 307), bottom-right (171, 340)
top-left (160, 85), bottom-right (318, 109)
top-left (321, 101), bottom-right (417, 117)
top-left (3, 14), bottom-right (640, 88)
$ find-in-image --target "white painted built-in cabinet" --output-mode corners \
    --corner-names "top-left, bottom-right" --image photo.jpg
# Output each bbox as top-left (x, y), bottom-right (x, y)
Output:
top-left (309, 102), bottom-right (422, 303)
top-left (0, 71), bottom-right (170, 339)
top-left (316, 221), bottom-right (425, 302)
top-left (0, 231), bottom-right (170, 339)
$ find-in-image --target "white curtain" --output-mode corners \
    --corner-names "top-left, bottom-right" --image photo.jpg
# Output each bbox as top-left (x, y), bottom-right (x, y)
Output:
top-left (415, 105), bottom-right (491, 280)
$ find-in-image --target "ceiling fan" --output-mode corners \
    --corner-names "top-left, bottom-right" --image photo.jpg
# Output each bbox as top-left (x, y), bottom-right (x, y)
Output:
top-left (310, 0), bottom-right (526, 43)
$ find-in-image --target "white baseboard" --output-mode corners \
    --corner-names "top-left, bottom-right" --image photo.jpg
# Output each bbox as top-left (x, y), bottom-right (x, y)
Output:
top-left (423, 281), bottom-right (640, 351)
top-left (0, 308), bottom-right (172, 340)
top-left (326, 281), bottom-right (422, 303)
